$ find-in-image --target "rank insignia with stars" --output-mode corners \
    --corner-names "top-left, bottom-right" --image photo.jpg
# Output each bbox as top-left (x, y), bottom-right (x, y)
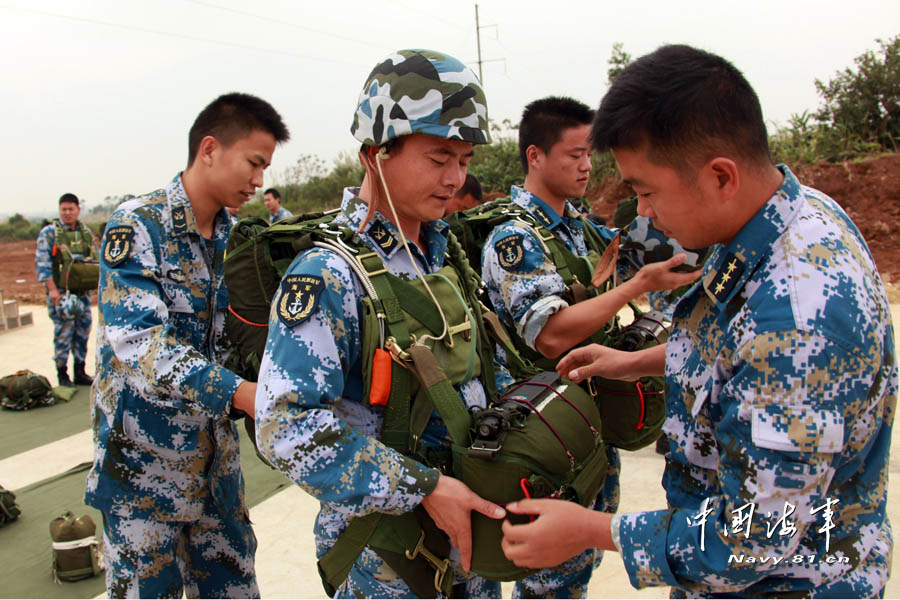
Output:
top-left (103, 226), bottom-right (135, 268)
top-left (172, 206), bottom-right (189, 234)
top-left (278, 275), bottom-right (325, 327)
top-left (710, 252), bottom-right (744, 302)
top-left (368, 221), bottom-right (397, 254)
top-left (495, 234), bottom-right (526, 271)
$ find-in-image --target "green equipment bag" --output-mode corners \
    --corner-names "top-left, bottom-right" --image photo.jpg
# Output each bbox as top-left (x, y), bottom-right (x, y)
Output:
top-left (0, 484), bottom-right (21, 526)
top-left (462, 372), bottom-right (607, 580)
top-left (52, 221), bottom-right (100, 293)
top-left (0, 370), bottom-right (61, 411)
top-left (49, 511), bottom-right (103, 583)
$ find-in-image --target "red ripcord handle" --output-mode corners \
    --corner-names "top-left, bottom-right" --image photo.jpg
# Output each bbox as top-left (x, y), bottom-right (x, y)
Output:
top-left (635, 381), bottom-right (645, 430)
top-left (519, 478), bottom-right (535, 522)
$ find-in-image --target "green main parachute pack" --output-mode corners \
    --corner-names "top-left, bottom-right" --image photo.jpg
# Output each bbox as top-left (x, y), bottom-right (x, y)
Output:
top-left (223, 205), bottom-right (669, 594)
top-left (51, 220), bottom-right (100, 294)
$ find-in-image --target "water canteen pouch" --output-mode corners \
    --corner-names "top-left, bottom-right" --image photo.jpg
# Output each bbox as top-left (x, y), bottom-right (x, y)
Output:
top-left (0, 485), bottom-right (21, 526)
top-left (590, 308), bottom-right (670, 451)
top-left (49, 511), bottom-right (103, 583)
top-left (460, 371), bottom-right (608, 581)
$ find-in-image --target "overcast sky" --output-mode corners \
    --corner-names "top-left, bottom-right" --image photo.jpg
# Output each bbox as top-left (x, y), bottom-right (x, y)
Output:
top-left (2, 0), bottom-right (898, 218)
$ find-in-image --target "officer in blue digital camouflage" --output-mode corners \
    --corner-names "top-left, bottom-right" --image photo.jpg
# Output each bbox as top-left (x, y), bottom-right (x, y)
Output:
top-left (502, 44), bottom-right (896, 598)
top-left (263, 187), bottom-right (292, 223)
top-left (480, 96), bottom-right (700, 598)
top-left (35, 193), bottom-right (98, 386)
top-left (85, 93), bottom-right (289, 598)
top-left (255, 49), bottom-right (509, 598)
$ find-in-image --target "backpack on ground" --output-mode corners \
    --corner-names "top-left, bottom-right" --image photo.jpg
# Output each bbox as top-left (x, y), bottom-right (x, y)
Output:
top-left (49, 511), bottom-right (103, 583)
top-left (0, 485), bottom-right (20, 526)
top-left (0, 370), bottom-right (71, 411)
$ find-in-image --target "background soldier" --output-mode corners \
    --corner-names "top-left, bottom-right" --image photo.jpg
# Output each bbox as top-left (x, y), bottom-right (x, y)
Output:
top-left (480, 96), bottom-right (698, 597)
top-left (255, 49), bottom-right (506, 598)
top-left (85, 93), bottom-right (289, 598)
top-left (444, 173), bottom-right (483, 216)
top-left (34, 193), bottom-right (97, 386)
top-left (263, 187), bottom-right (292, 223)
top-left (502, 45), bottom-right (896, 597)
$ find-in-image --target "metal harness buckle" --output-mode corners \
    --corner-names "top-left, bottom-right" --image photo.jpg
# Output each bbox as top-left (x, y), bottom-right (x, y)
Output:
top-left (404, 530), bottom-right (451, 594)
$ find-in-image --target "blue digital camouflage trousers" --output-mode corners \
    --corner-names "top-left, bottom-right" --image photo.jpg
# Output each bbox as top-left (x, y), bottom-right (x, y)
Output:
top-left (512, 446), bottom-right (620, 599)
top-left (101, 503), bottom-right (258, 599)
top-left (47, 293), bottom-right (91, 364)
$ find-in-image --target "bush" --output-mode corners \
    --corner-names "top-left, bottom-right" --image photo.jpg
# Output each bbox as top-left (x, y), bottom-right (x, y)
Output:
top-left (468, 119), bottom-right (524, 194)
top-left (0, 214), bottom-right (42, 241)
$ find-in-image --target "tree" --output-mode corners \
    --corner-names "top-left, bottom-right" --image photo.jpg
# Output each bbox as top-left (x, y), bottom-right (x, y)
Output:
top-left (468, 119), bottom-right (523, 194)
top-left (607, 42), bottom-right (632, 84)
top-left (814, 35), bottom-right (900, 151)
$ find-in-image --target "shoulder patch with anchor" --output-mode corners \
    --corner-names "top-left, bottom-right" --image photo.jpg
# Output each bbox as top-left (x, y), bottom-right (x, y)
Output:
top-left (278, 275), bottom-right (325, 327)
top-left (368, 221), bottom-right (398, 254)
top-left (495, 234), bottom-right (526, 271)
top-left (103, 226), bottom-right (135, 268)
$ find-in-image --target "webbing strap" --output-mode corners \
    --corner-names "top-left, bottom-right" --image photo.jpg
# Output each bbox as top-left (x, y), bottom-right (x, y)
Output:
top-left (407, 345), bottom-right (470, 446)
top-left (316, 513), bottom-right (383, 597)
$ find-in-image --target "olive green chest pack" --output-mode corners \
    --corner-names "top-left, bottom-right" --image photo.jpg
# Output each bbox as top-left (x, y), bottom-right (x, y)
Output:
top-left (52, 221), bottom-right (99, 293)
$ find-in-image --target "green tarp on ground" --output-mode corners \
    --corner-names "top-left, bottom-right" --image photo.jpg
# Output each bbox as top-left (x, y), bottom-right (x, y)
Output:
top-left (0, 425), bottom-right (290, 599)
top-left (0, 385), bottom-right (92, 460)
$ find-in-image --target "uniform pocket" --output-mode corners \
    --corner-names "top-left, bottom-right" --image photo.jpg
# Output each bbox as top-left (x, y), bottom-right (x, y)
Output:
top-left (751, 405), bottom-right (844, 453)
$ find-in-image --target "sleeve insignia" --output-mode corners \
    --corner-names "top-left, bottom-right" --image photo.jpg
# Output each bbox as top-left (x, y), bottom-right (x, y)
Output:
top-left (278, 275), bottom-right (325, 327)
top-left (103, 226), bottom-right (135, 268)
top-left (368, 221), bottom-right (398, 254)
top-left (495, 234), bottom-right (526, 271)
top-left (709, 252), bottom-right (745, 302)
top-left (172, 206), bottom-right (189, 234)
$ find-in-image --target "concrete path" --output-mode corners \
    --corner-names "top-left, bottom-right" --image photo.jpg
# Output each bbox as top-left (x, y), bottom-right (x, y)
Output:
top-left (1, 304), bottom-right (898, 598)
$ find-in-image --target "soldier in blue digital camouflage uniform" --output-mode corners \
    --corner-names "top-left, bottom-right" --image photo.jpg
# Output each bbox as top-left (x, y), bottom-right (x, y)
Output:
top-left (35, 193), bottom-right (97, 386)
top-left (502, 44), bottom-right (896, 598)
top-left (481, 96), bottom-right (701, 598)
top-left (85, 93), bottom-right (289, 599)
top-left (263, 187), bottom-right (292, 223)
top-left (255, 49), bottom-right (508, 599)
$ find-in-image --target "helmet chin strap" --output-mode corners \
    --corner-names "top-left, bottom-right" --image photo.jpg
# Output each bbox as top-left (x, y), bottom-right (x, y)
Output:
top-left (365, 146), bottom-right (449, 346)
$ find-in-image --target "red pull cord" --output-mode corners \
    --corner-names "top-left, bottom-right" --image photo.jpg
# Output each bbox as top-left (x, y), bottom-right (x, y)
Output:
top-left (635, 381), bottom-right (646, 430)
top-left (519, 478), bottom-right (535, 522)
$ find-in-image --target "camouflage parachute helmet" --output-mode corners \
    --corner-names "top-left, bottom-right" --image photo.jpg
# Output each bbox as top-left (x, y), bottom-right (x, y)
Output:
top-left (351, 49), bottom-right (491, 147)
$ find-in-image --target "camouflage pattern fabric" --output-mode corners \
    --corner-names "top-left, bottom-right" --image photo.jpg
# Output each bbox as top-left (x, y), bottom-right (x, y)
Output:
top-left (35, 221), bottom-right (94, 363)
top-left (102, 504), bottom-right (257, 598)
top-left (351, 49), bottom-right (491, 147)
top-left (255, 188), bottom-right (501, 598)
top-left (614, 166), bottom-right (897, 596)
top-left (268, 205), bottom-right (293, 224)
top-left (85, 174), bottom-right (254, 596)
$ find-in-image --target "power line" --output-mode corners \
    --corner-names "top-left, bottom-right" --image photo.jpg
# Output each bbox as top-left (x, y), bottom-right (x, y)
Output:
top-left (0, 3), bottom-right (368, 68)
top-left (182, 0), bottom-right (391, 52)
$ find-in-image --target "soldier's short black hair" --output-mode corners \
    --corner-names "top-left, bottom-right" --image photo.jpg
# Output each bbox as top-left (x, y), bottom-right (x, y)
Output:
top-left (592, 44), bottom-right (771, 174)
top-left (263, 188), bottom-right (280, 199)
top-left (456, 174), bottom-right (482, 202)
top-left (59, 193), bottom-right (79, 206)
top-left (519, 96), bottom-right (594, 174)
top-left (188, 93), bottom-right (290, 167)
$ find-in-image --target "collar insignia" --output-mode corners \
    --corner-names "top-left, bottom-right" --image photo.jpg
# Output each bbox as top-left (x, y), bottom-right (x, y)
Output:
top-left (368, 221), bottom-right (397, 254)
top-left (710, 252), bottom-right (744, 302)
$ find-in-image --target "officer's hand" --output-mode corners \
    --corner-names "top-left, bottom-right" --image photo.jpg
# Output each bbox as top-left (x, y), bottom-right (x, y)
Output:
top-left (633, 254), bottom-right (701, 294)
top-left (48, 288), bottom-right (62, 305)
top-left (556, 344), bottom-right (636, 382)
top-left (501, 500), bottom-right (614, 568)
top-left (231, 381), bottom-right (256, 416)
top-left (421, 474), bottom-right (505, 572)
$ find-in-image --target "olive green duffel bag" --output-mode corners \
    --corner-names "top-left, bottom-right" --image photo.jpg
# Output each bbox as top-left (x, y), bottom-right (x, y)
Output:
top-left (50, 512), bottom-right (103, 583)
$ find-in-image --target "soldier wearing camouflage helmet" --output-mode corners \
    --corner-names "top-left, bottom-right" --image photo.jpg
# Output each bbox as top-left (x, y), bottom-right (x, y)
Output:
top-left (255, 49), bottom-right (508, 598)
top-left (85, 92), bottom-right (289, 598)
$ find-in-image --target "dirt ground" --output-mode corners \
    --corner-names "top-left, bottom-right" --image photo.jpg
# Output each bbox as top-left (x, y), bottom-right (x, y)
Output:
top-left (590, 153), bottom-right (900, 290)
top-left (2, 153), bottom-right (899, 302)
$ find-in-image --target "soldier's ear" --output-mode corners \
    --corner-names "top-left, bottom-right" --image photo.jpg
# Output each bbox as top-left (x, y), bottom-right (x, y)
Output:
top-left (196, 135), bottom-right (219, 167)
top-left (526, 144), bottom-right (542, 171)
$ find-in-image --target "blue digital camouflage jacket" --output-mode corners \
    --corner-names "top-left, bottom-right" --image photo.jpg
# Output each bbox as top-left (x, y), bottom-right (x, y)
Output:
top-left (85, 174), bottom-right (245, 522)
top-left (616, 166), bottom-right (897, 596)
top-left (255, 188), bottom-right (493, 569)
